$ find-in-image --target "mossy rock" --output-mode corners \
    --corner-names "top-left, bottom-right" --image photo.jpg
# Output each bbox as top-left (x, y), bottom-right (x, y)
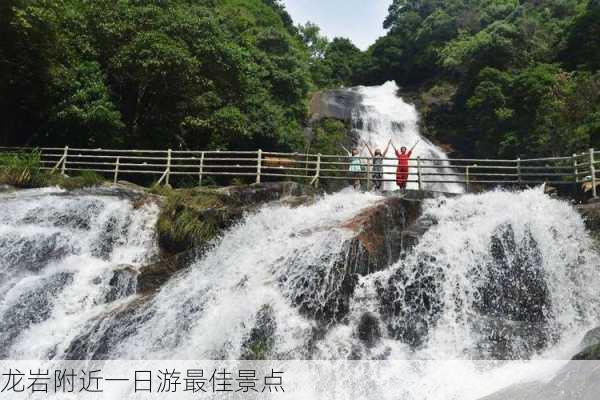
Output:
top-left (156, 188), bottom-right (242, 254)
top-left (573, 343), bottom-right (600, 360)
top-left (156, 182), bottom-right (317, 254)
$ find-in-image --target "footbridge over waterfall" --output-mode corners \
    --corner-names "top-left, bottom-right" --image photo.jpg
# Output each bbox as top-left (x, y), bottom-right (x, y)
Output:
top-left (0, 146), bottom-right (597, 197)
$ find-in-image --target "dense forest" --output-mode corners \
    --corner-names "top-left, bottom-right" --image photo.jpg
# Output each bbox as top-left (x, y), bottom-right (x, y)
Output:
top-left (359, 0), bottom-right (600, 158)
top-left (0, 0), bottom-right (316, 151)
top-left (1, 0), bottom-right (599, 158)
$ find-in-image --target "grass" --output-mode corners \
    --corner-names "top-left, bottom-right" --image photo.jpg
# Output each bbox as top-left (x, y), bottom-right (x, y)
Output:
top-left (0, 150), bottom-right (42, 187)
top-left (156, 188), bottom-right (233, 254)
top-left (0, 150), bottom-right (106, 189)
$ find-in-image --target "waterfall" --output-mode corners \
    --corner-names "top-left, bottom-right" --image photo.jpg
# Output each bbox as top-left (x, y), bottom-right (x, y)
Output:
top-left (351, 81), bottom-right (464, 193)
top-left (0, 186), bottom-right (598, 397)
top-left (0, 188), bottom-right (159, 359)
top-left (0, 85), bottom-right (598, 398)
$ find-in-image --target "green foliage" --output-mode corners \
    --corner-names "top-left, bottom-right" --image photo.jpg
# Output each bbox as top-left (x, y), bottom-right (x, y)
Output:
top-left (156, 188), bottom-right (229, 253)
top-left (298, 23), bottom-right (365, 88)
top-left (370, 0), bottom-right (600, 158)
top-left (0, 150), bottom-right (107, 189)
top-left (0, 150), bottom-right (42, 187)
top-left (1, 0), bottom-right (312, 152)
top-left (309, 118), bottom-right (350, 155)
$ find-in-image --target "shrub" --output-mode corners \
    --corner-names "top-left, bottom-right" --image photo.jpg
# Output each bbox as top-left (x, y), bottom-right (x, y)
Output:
top-left (0, 150), bottom-right (42, 187)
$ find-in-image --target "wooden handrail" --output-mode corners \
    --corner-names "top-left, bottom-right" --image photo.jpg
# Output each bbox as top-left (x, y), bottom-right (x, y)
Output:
top-left (1, 146), bottom-right (595, 196)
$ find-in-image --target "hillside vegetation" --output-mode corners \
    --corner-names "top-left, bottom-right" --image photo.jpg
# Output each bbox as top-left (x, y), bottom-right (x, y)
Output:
top-left (357, 0), bottom-right (600, 158)
top-left (0, 0), bottom-right (313, 151)
top-left (1, 0), bottom-right (599, 160)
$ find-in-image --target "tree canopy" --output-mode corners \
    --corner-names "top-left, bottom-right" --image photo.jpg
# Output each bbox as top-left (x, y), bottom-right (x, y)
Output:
top-left (0, 0), bottom-right (314, 151)
top-left (365, 0), bottom-right (600, 158)
top-left (2, 0), bottom-right (599, 160)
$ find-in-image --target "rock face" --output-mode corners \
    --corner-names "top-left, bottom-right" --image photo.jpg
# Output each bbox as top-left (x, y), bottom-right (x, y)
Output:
top-left (577, 202), bottom-right (600, 237)
top-left (342, 196), bottom-right (422, 275)
top-left (148, 182), bottom-right (319, 292)
top-left (475, 223), bottom-right (552, 358)
top-left (240, 305), bottom-right (277, 360)
top-left (573, 327), bottom-right (600, 360)
top-left (137, 249), bottom-right (200, 294)
top-left (375, 253), bottom-right (443, 348)
top-left (279, 196), bottom-right (425, 328)
top-left (357, 312), bottom-right (382, 348)
top-left (308, 89), bottom-right (362, 125)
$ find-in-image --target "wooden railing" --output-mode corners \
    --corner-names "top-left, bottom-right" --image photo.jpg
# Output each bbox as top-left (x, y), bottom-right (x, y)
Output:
top-left (0, 146), bottom-right (596, 195)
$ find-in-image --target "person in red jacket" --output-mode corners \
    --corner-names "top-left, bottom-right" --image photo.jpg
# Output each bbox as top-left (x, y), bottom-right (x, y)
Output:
top-left (392, 140), bottom-right (419, 190)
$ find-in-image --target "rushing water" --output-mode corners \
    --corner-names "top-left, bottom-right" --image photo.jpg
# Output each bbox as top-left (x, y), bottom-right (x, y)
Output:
top-left (0, 188), bottom-right (159, 359)
top-left (1, 84), bottom-right (599, 399)
top-left (352, 81), bottom-right (464, 193)
top-left (2, 186), bottom-right (598, 399)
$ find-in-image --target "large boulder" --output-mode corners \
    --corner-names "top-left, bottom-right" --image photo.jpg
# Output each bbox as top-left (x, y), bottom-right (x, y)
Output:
top-left (475, 223), bottom-right (553, 358)
top-left (137, 249), bottom-right (200, 294)
top-left (147, 182), bottom-right (319, 292)
top-left (573, 327), bottom-right (600, 360)
top-left (157, 182), bottom-right (317, 254)
top-left (279, 196), bottom-right (425, 327)
top-left (341, 196), bottom-right (422, 275)
top-left (308, 89), bottom-right (362, 125)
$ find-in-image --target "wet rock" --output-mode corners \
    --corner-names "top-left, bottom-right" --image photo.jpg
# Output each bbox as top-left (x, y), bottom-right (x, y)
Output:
top-left (375, 254), bottom-right (443, 348)
top-left (241, 305), bottom-right (277, 360)
top-left (577, 202), bottom-right (600, 240)
top-left (357, 312), bottom-right (381, 348)
top-left (0, 184), bottom-right (15, 193)
top-left (308, 89), bottom-right (363, 124)
top-left (63, 297), bottom-right (155, 360)
top-left (0, 272), bottom-right (73, 357)
top-left (0, 232), bottom-right (72, 272)
top-left (276, 196), bottom-right (426, 328)
top-left (341, 197), bottom-right (422, 275)
top-left (572, 327), bottom-right (600, 360)
top-left (137, 249), bottom-right (200, 294)
top-left (91, 215), bottom-right (121, 260)
top-left (279, 251), bottom-right (358, 324)
top-left (105, 266), bottom-right (138, 303)
top-left (475, 224), bottom-right (552, 358)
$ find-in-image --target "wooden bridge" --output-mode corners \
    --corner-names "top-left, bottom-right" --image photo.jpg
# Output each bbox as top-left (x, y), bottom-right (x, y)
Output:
top-left (0, 146), bottom-right (597, 197)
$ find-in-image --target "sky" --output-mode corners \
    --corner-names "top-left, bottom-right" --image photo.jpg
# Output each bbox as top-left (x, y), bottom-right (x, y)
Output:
top-left (281, 0), bottom-right (392, 50)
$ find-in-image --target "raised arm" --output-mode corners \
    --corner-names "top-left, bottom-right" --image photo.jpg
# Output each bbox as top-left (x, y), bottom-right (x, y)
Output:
top-left (382, 139), bottom-right (392, 156)
top-left (391, 141), bottom-right (400, 157)
top-left (364, 142), bottom-right (374, 157)
top-left (340, 144), bottom-right (351, 156)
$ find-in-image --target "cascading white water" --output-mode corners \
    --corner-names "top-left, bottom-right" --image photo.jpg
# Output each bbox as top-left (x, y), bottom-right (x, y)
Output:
top-left (0, 188), bottom-right (159, 359)
top-left (1, 186), bottom-right (598, 398)
top-left (352, 81), bottom-right (464, 193)
top-left (1, 83), bottom-right (598, 398)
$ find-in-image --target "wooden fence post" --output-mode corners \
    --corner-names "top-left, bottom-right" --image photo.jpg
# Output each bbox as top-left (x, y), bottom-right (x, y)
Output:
top-left (199, 152), bottom-right (204, 187)
top-left (311, 154), bottom-right (321, 187)
top-left (113, 156), bottom-right (120, 184)
top-left (256, 149), bottom-right (262, 184)
top-left (417, 156), bottom-right (422, 191)
top-left (465, 165), bottom-right (470, 193)
top-left (165, 149), bottom-right (172, 186)
top-left (517, 157), bottom-right (522, 186)
top-left (590, 148), bottom-right (597, 198)
top-left (61, 146), bottom-right (69, 176)
top-left (573, 153), bottom-right (578, 184)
